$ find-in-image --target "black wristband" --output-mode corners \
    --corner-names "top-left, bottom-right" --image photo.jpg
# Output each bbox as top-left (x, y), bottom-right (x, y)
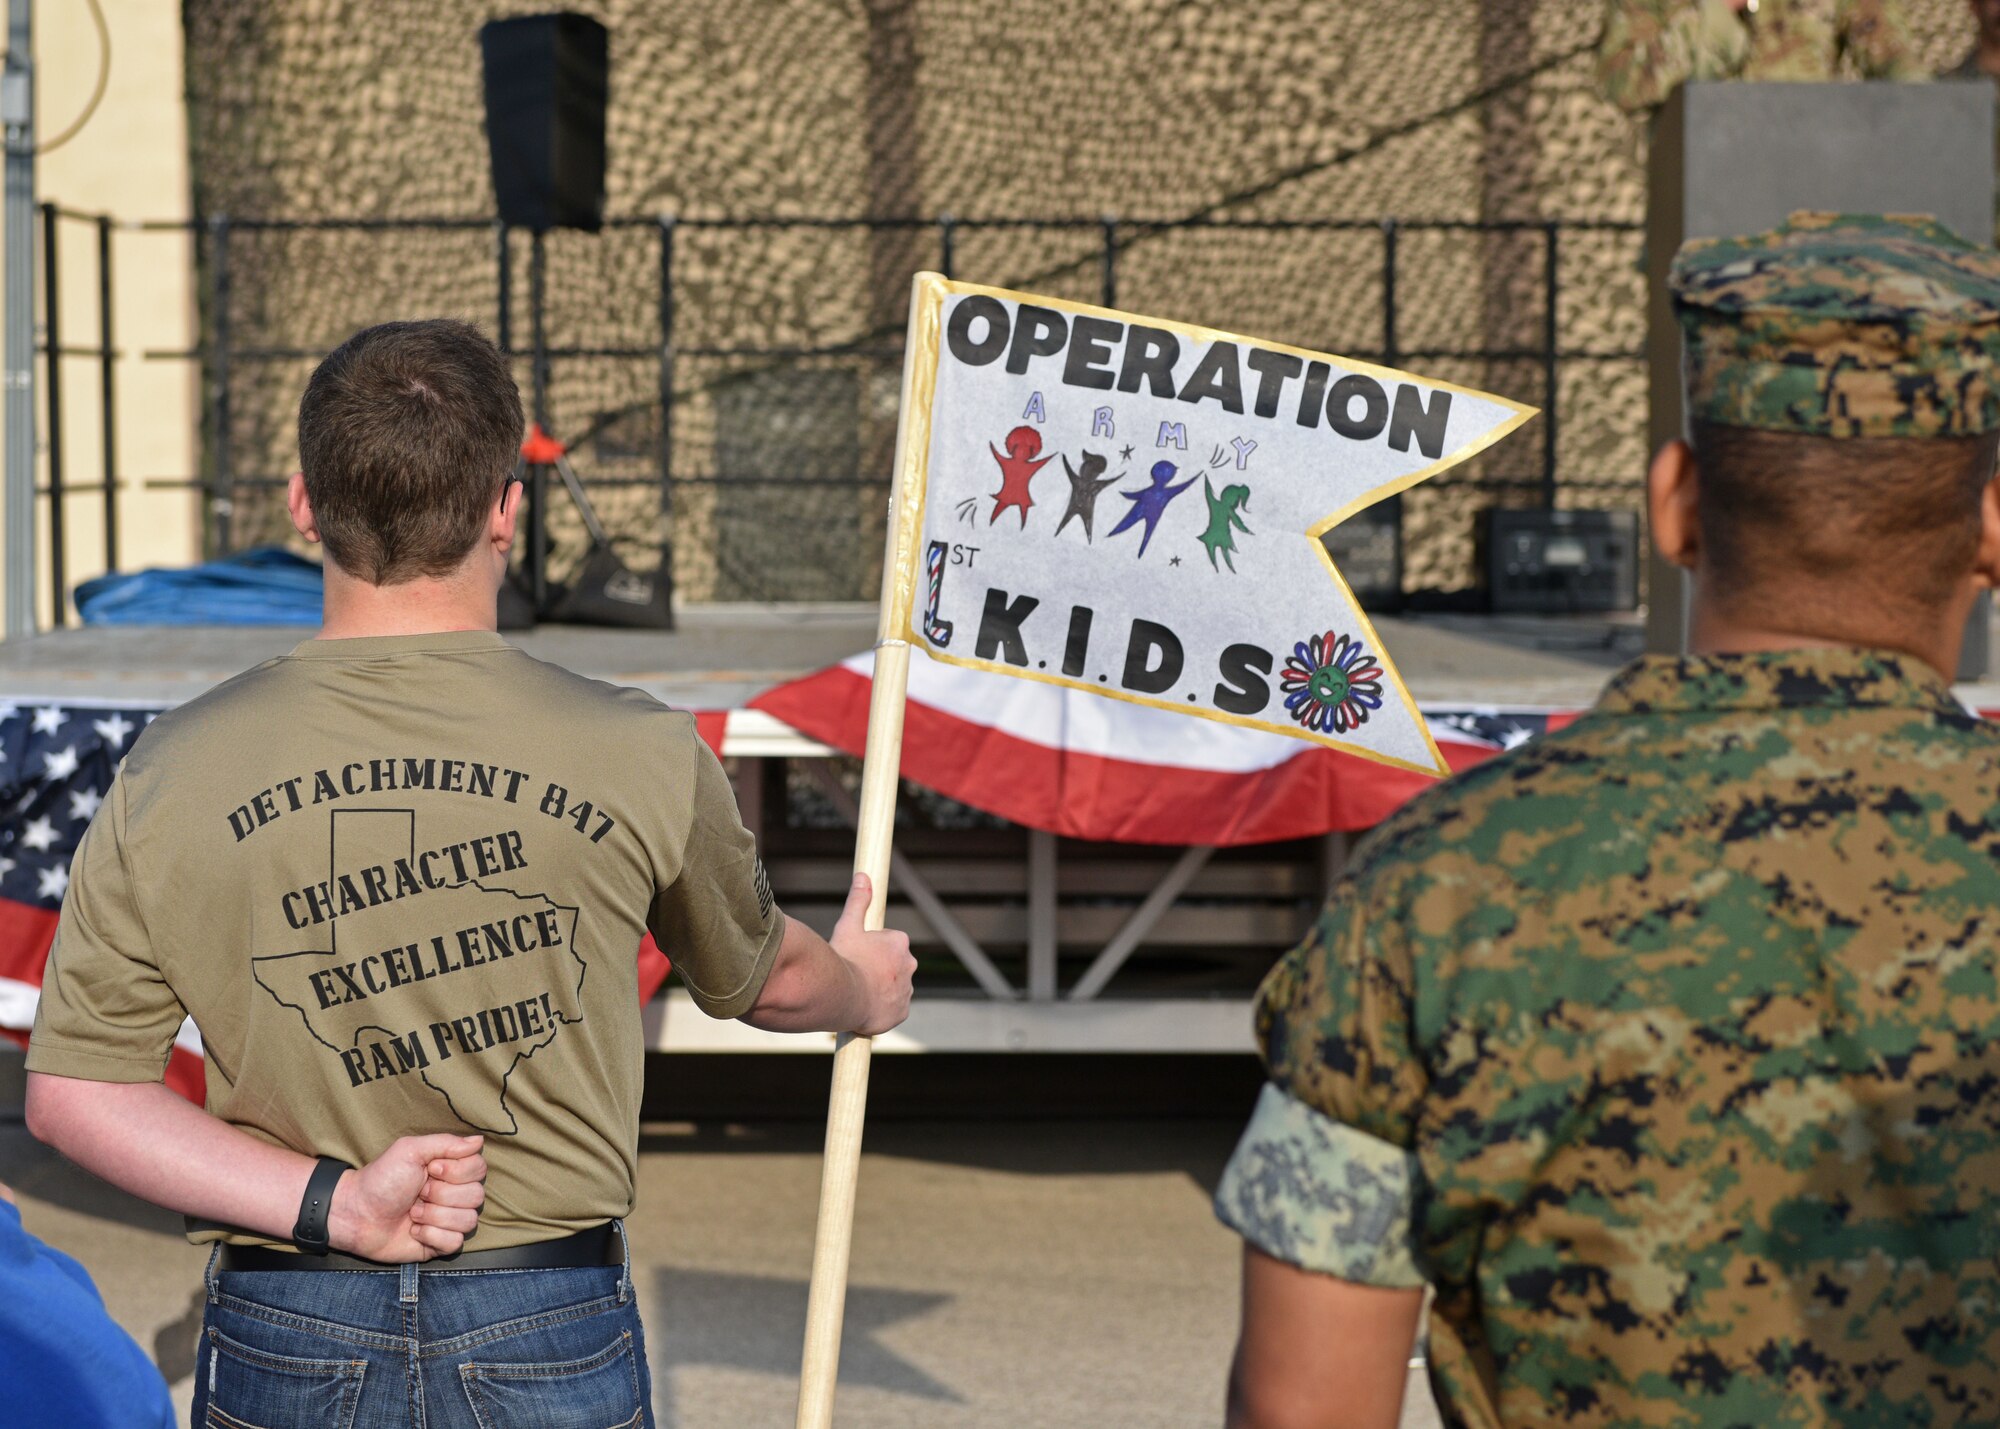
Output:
top-left (291, 1156), bottom-right (352, 1256)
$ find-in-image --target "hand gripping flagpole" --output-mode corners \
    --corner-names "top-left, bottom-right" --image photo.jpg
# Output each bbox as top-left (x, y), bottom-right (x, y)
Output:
top-left (795, 273), bottom-right (942, 1429)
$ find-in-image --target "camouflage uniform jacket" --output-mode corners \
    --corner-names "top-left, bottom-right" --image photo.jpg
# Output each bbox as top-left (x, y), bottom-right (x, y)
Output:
top-left (1600, 0), bottom-right (1921, 112)
top-left (1216, 648), bottom-right (2000, 1426)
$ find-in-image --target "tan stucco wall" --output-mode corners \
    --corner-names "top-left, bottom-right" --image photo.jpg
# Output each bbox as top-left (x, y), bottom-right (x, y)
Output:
top-left (9, 1), bottom-right (1993, 620)
top-left (7, 0), bottom-right (200, 631)
top-left (172, 0), bottom-right (1991, 601)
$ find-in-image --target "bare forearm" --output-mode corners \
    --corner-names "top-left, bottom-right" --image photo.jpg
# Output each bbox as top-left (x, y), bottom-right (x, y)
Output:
top-left (1228, 1246), bottom-right (1421, 1429)
top-left (737, 878), bottom-right (914, 1037)
top-left (739, 913), bottom-right (867, 1032)
top-left (26, 1073), bottom-right (315, 1241)
top-left (28, 1072), bottom-right (489, 1262)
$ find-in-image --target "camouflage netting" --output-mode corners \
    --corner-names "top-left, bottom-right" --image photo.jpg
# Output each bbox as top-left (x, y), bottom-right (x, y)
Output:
top-left (181, 0), bottom-right (1983, 601)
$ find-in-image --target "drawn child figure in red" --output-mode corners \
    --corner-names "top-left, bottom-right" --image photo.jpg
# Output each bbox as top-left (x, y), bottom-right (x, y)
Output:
top-left (988, 425), bottom-right (1053, 528)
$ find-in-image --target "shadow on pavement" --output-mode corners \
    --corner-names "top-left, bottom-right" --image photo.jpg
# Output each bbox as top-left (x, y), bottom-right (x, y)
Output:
top-left (649, 1266), bottom-right (959, 1428)
top-left (637, 1116), bottom-right (1245, 1190)
top-left (645, 1053), bottom-right (1266, 1121)
top-left (153, 1286), bottom-right (206, 1387)
top-left (0, 1127), bottom-right (188, 1237)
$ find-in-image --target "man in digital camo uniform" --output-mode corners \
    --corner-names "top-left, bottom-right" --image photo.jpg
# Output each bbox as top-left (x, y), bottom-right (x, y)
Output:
top-left (23, 320), bottom-right (914, 1429)
top-left (1599, 0), bottom-right (1920, 113)
top-left (1217, 213), bottom-right (2000, 1428)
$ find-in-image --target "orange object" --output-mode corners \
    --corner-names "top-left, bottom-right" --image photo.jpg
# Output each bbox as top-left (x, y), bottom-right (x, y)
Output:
top-left (520, 422), bottom-right (567, 464)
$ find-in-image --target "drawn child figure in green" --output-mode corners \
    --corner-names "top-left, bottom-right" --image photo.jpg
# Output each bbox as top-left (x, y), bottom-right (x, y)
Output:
top-left (1198, 477), bottom-right (1253, 572)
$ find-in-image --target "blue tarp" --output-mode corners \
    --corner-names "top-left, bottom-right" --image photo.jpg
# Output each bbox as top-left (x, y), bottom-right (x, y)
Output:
top-left (74, 548), bottom-right (324, 626)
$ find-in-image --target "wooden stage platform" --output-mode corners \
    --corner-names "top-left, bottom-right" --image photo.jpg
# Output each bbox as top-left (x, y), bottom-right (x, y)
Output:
top-left (0, 603), bottom-right (1662, 713)
top-left (10, 607), bottom-right (1976, 1054)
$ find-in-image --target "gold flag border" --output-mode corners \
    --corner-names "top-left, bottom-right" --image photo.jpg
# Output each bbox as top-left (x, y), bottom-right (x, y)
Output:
top-left (886, 273), bottom-right (1542, 779)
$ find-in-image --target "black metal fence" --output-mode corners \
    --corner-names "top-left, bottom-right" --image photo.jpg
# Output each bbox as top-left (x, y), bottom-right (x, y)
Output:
top-left (36, 206), bottom-right (121, 625)
top-left (33, 208), bottom-right (1645, 626)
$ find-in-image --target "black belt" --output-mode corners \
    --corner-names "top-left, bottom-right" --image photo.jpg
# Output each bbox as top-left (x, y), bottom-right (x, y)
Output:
top-left (218, 1222), bottom-right (618, 1273)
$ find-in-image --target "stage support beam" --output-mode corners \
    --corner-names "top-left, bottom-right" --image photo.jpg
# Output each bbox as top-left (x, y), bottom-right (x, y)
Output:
top-left (1027, 830), bottom-right (1058, 1002)
top-left (3, 0), bottom-right (34, 639)
top-left (1069, 844), bottom-right (1214, 1003)
top-left (806, 760), bottom-right (1016, 1001)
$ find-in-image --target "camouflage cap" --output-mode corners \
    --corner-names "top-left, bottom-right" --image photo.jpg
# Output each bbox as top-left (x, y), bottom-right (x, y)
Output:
top-left (1670, 211), bottom-right (2000, 438)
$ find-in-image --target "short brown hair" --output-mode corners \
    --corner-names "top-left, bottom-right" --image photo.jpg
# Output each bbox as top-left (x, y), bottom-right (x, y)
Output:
top-left (1692, 420), bottom-right (1998, 611)
top-left (297, 319), bottom-right (524, 583)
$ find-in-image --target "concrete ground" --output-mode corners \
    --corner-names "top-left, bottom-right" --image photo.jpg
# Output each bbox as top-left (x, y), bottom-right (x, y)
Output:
top-left (0, 1111), bottom-right (1441, 1428)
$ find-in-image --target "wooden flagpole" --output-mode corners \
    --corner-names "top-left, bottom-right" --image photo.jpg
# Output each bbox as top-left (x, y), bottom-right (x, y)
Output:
top-left (795, 274), bottom-right (941, 1429)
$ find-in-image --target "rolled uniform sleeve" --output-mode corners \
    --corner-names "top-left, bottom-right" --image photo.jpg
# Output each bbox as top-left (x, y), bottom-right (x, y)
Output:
top-left (1836, 0), bottom-right (1920, 79)
top-left (26, 778), bottom-right (185, 1083)
top-left (1215, 883), bottom-right (1428, 1288)
top-left (1598, 0), bottom-right (1749, 113)
top-left (649, 742), bottom-right (785, 1019)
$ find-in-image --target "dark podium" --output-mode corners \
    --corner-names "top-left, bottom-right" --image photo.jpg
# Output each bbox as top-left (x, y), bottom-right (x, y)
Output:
top-left (1645, 80), bottom-right (1998, 677)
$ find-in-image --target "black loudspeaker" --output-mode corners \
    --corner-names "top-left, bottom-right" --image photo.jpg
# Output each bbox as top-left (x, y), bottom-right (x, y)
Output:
top-left (1484, 508), bottom-right (1639, 614)
top-left (497, 575), bottom-right (538, 631)
top-left (479, 14), bottom-right (609, 233)
top-left (1319, 495), bottom-right (1402, 613)
top-left (549, 547), bottom-right (673, 629)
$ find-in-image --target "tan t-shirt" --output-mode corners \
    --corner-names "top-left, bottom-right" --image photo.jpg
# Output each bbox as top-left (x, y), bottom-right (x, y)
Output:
top-left (27, 630), bottom-right (783, 1248)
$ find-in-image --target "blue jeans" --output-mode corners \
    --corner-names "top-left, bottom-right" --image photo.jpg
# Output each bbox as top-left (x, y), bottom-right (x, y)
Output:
top-left (190, 1225), bottom-right (652, 1429)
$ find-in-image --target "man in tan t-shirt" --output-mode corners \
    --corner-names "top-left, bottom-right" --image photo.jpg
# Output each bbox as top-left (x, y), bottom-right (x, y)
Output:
top-left (23, 319), bottom-right (913, 1429)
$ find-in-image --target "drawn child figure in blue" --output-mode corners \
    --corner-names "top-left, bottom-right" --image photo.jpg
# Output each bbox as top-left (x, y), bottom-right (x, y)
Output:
top-left (1108, 460), bottom-right (1198, 558)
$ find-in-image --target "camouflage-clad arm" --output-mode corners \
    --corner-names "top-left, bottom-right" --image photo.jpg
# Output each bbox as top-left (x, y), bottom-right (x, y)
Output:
top-left (1835, 0), bottom-right (1924, 79)
top-left (1214, 1083), bottom-right (1425, 1288)
top-left (1214, 878), bottom-right (1431, 1283)
top-left (1254, 887), bottom-right (1426, 1146)
top-left (1598, 0), bottom-right (1751, 112)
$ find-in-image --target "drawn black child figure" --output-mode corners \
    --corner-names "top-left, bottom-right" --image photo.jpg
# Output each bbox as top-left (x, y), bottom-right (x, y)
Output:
top-left (1197, 478), bottom-right (1253, 572)
top-left (1053, 450), bottom-right (1123, 541)
top-left (1108, 459), bottom-right (1198, 558)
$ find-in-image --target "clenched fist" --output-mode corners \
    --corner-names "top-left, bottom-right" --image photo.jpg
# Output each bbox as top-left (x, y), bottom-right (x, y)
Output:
top-left (329, 1133), bottom-right (488, 1262)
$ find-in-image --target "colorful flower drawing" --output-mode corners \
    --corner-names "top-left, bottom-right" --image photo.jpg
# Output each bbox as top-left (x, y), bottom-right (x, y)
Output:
top-left (1280, 632), bottom-right (1385, 735)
